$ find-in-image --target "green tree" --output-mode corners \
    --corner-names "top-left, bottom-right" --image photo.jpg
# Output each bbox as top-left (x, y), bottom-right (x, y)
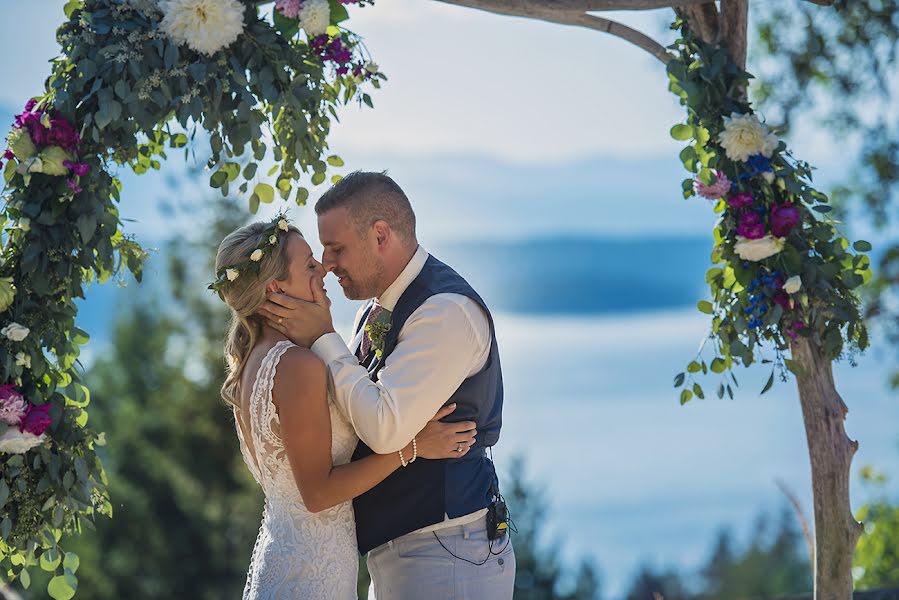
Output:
top-left (752, 0), bottom-right (899, 387)
top-left (622, 565), bottom-right (690, 600)
top-left (36, 197), bottom-right (264, 599)
top-left (854, 467), bottom-right (899, 588)
top-left (505, 457), bottom-right (602, 600)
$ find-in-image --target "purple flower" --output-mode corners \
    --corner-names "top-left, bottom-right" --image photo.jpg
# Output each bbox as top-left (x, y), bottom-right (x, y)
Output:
top-left (23, 99), bottom-right (38, 112)
top-left (770, 203), bottom-right (801, 237)
top-left (727, 192), bottom-right (754, 209)
top-left (66, 179), bottom-right (82, 194)
top-left (312, 34), bottom-right (354, 67)
top-left (63, 160), bottom-right (90, 177)
top-left (47, 118), bottom-right (81, 153)
top-left (772, 291), bottom-right (792, 311)
top-left (0, 386), bottom-right (28, 426)
top-left (693, 170), bottom-right (732, 200)
top-left (3, 150), bottom-right (13, 160)
top-left (736, 211), bottom-right (765, 239)
top-left (785, 320), bottom-right (806, 341)
top-left (20, 403), bottom-right (51, 436)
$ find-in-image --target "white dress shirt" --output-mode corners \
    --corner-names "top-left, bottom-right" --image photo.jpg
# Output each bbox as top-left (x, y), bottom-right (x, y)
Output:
top-left (311, 245), bottom-right (491, 533)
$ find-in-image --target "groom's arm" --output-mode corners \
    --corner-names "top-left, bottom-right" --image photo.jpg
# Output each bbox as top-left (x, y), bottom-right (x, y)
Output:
top-left (311, 294), bottom-right (490, 454)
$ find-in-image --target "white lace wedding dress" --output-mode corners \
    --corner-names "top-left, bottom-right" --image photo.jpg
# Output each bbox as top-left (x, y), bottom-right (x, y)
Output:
top-left (235, 340), bottom-right (360, 599)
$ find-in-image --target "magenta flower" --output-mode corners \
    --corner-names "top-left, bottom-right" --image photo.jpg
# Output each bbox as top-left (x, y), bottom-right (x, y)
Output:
top-left (63, 160), bottom-right (90, 177)
top-left (772, 291), bottom-right (792, 311)
top-left (736, 211), bottom-right (766, 239)
top-left (770, 203), bottom-right (801, 237)
top-left (785, 320), bottom-right (806, 341)
top-left (3, 150), bottom-right (13, 160)
top-left (66, 179), bottom-right (83, 194)
top-left (275, 0), bottom-right (302, 18)
top-left (0, 386), bottom-right (28, 426)
top-left (20, 403), bottom-right (51, 436)
top-left (47, 118), bottom-right (81, 153)
top-left (693, 170), bottom-right (732, 199)
top-left (727, 192), bottom-right (754, 209)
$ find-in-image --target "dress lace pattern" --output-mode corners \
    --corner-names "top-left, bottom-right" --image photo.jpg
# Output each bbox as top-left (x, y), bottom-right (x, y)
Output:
top-left (236, 340), bottom-right (360, 600)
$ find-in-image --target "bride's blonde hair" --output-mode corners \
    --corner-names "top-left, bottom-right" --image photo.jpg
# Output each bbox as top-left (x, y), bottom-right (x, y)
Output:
top-left (215, 220), bottom-right (302, 411)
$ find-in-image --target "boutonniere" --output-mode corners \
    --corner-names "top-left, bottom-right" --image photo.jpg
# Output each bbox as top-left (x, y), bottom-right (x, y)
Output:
top-left (365, 310), bottom-right (392, 359)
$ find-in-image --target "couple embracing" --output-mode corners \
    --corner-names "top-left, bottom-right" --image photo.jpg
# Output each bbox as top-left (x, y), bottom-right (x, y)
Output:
top-left (213, 171), bottom-right (515, 599)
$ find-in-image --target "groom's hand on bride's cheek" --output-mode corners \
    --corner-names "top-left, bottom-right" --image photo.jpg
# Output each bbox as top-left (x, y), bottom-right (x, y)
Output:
top-left (259, 287), bottom-right (335, 347)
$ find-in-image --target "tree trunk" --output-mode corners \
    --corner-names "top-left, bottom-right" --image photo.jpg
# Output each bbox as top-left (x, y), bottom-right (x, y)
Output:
top-left (791, 336), bottom-right (864, 600)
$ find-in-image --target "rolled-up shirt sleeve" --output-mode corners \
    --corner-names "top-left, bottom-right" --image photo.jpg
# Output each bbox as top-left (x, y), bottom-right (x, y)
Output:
top-left (310, 294), bottom-right (489, 454)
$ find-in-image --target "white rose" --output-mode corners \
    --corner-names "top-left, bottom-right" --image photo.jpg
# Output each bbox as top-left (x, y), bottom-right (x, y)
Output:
top-left (15, 352), bottom-right (30, 369)
top-left (733, 234), bottom-right (785, 262)
top-left (18, 218), bottom-right (30, 232)
top-left (226, 269), bottom-right (239, 282)
top-left (783, 275), bottom-right (802, 294)
top-left (278, 219), bottom-right (289, 231)
top-left (159, 0), bottom-right (245, 56)
top-left (719, 113), bottom-right (779, 162)
top-left (298, 0), bottom-right (330, 37)
top-left (269, 235), bottom-right (278, 245)
top-left (0, 429), bottom-right (44, 454)
top-left (1, 322), bottom-right (30, 342)
top-left (250, 249), bottom-right (264, 262)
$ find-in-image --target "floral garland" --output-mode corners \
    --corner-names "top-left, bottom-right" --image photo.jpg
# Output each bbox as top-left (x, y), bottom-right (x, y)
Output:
top-left (667, 14), bottom-right (871, 403)
top-left (208, 212), bottom-right (291, 298)
top-left (0, 0), bottom-right (378, 596)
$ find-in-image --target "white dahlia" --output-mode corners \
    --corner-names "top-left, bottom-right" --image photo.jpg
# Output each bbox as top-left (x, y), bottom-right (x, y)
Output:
top-left (734, 234), bottom-right (785, 262)
top-left (298, 0), bottom-right (330, 37)
top-left (159, 0), bottom-right (246, 56)
top-left (0, 429), bottom-right (44, 454)
top-left (718, 113), bottom-right (779, 163)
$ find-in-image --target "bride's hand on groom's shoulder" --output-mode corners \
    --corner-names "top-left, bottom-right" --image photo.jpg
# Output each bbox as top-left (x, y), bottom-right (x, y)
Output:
top-left (414, 403), bottom-right (478, 460)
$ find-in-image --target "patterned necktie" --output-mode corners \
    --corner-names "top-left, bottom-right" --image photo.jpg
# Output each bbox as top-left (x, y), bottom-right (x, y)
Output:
top-left (357, 302), bottom-right (385, 361)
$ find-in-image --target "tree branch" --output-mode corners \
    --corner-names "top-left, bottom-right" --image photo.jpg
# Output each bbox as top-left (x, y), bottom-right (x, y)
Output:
top-left (432, 1), bottom-right (673, 64)
top-left (430, 0), bottom-right (834, 12)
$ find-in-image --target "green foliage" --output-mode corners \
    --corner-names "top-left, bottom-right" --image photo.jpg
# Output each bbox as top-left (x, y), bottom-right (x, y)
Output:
top-left (854, 467), bottom-right (899, 587)
top-left (0, 0), bottom-right (378, 587)
top-left (753, 1), bottom-right (899, 389)
top-left (505, 457), bottom-right (600, 600)
top-left (666, 14), bottom-right (870, 403)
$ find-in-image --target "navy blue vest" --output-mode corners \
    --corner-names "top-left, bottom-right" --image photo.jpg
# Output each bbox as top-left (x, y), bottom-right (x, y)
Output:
top-left (351, 255), bottom-right (504, 554)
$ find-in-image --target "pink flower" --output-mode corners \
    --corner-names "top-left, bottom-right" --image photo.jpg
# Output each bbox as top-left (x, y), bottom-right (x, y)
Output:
top-left (3, 150), bottom-right (13, 160)
top-left (693, 170), bottom-right (732, 199)
top-left (770, 203), bottom-right (801, 237)
top-left (66, 179), bottom-right (82, 194)
top-left (20, 403), bottom-right (51, 436)
top-left (47, 118), bottom-right (81, 153)
top-left (0, 386), bottom-right (28, 426)
top-left (275, 0), bottom-right (302, 18)
top-left (727, 192), bottom-right (754, 209)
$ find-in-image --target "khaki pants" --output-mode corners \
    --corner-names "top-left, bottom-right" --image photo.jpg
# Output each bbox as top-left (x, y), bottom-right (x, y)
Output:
top-left (367, 516), bottom-right (515, 600)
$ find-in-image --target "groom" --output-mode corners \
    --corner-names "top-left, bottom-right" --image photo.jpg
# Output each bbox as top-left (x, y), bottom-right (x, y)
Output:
top-left (261, 171), bottom-right (514, 599)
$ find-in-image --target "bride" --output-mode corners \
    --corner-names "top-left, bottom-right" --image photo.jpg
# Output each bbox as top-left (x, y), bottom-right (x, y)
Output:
top-left (213, 215), bottom-right (478, 599)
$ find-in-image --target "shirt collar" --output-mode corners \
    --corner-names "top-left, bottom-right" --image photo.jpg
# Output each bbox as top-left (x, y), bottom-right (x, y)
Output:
top-left (376, 245), bottom-right (428, 312)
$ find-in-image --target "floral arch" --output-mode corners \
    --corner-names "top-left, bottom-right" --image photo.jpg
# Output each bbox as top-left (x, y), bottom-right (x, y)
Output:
top-left (0, 0), bottom-right (872, 598)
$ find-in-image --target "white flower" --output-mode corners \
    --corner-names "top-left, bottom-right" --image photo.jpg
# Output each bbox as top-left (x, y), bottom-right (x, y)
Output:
top-left (18, 218), bottom-right (30, 232)
top-left (1, 322), bottom-right (30, 342)
top-left (298, 0), bottom-right (330, 37)
top-left (250, 249), bottom-right (264, 262)
top-left (158, 0), bottom-right (245, 56)
top-left (15, 352), bottom-right (30, 369)
top-left (762, 171), bottom-right (775, 184)
top-left (226, 268), bottom-right (239, 282)
top-left (734, 234), bottom-right (785, 262)
top-left (278, 219), bottom-right (289, 232)
top-left (719, 113), bottom-right (779, 162)
top-left (783, 275), bottom-right (802, 294)
top-left (269, 235), bottom-right (278, 245)
top-left (0, 429), bottom-right (44, 454)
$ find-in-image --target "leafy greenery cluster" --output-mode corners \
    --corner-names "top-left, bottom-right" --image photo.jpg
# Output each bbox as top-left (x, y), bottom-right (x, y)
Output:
top-left (666, 14), bottom-right (872, 404)
top-left (0, 0), bottom-right (377, 596)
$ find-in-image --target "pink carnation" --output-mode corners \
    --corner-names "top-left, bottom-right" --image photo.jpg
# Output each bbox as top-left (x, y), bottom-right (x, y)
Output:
top-left (0, 386), bottom-right (28, 426)
top-left (693, 170), bottom-right (732, 199)
top-left (275, 0), bottom-right (302, 18)
top-left (20, 403), bottom-right (51, 436)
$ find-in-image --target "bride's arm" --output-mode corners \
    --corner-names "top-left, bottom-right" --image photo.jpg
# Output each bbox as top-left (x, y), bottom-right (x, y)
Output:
top-left (273, 348), bottom-right (476, 514)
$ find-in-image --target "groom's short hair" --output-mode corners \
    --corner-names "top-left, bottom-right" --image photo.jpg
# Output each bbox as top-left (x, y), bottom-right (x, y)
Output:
top-left (315, 171), bottom-right (417, 245)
